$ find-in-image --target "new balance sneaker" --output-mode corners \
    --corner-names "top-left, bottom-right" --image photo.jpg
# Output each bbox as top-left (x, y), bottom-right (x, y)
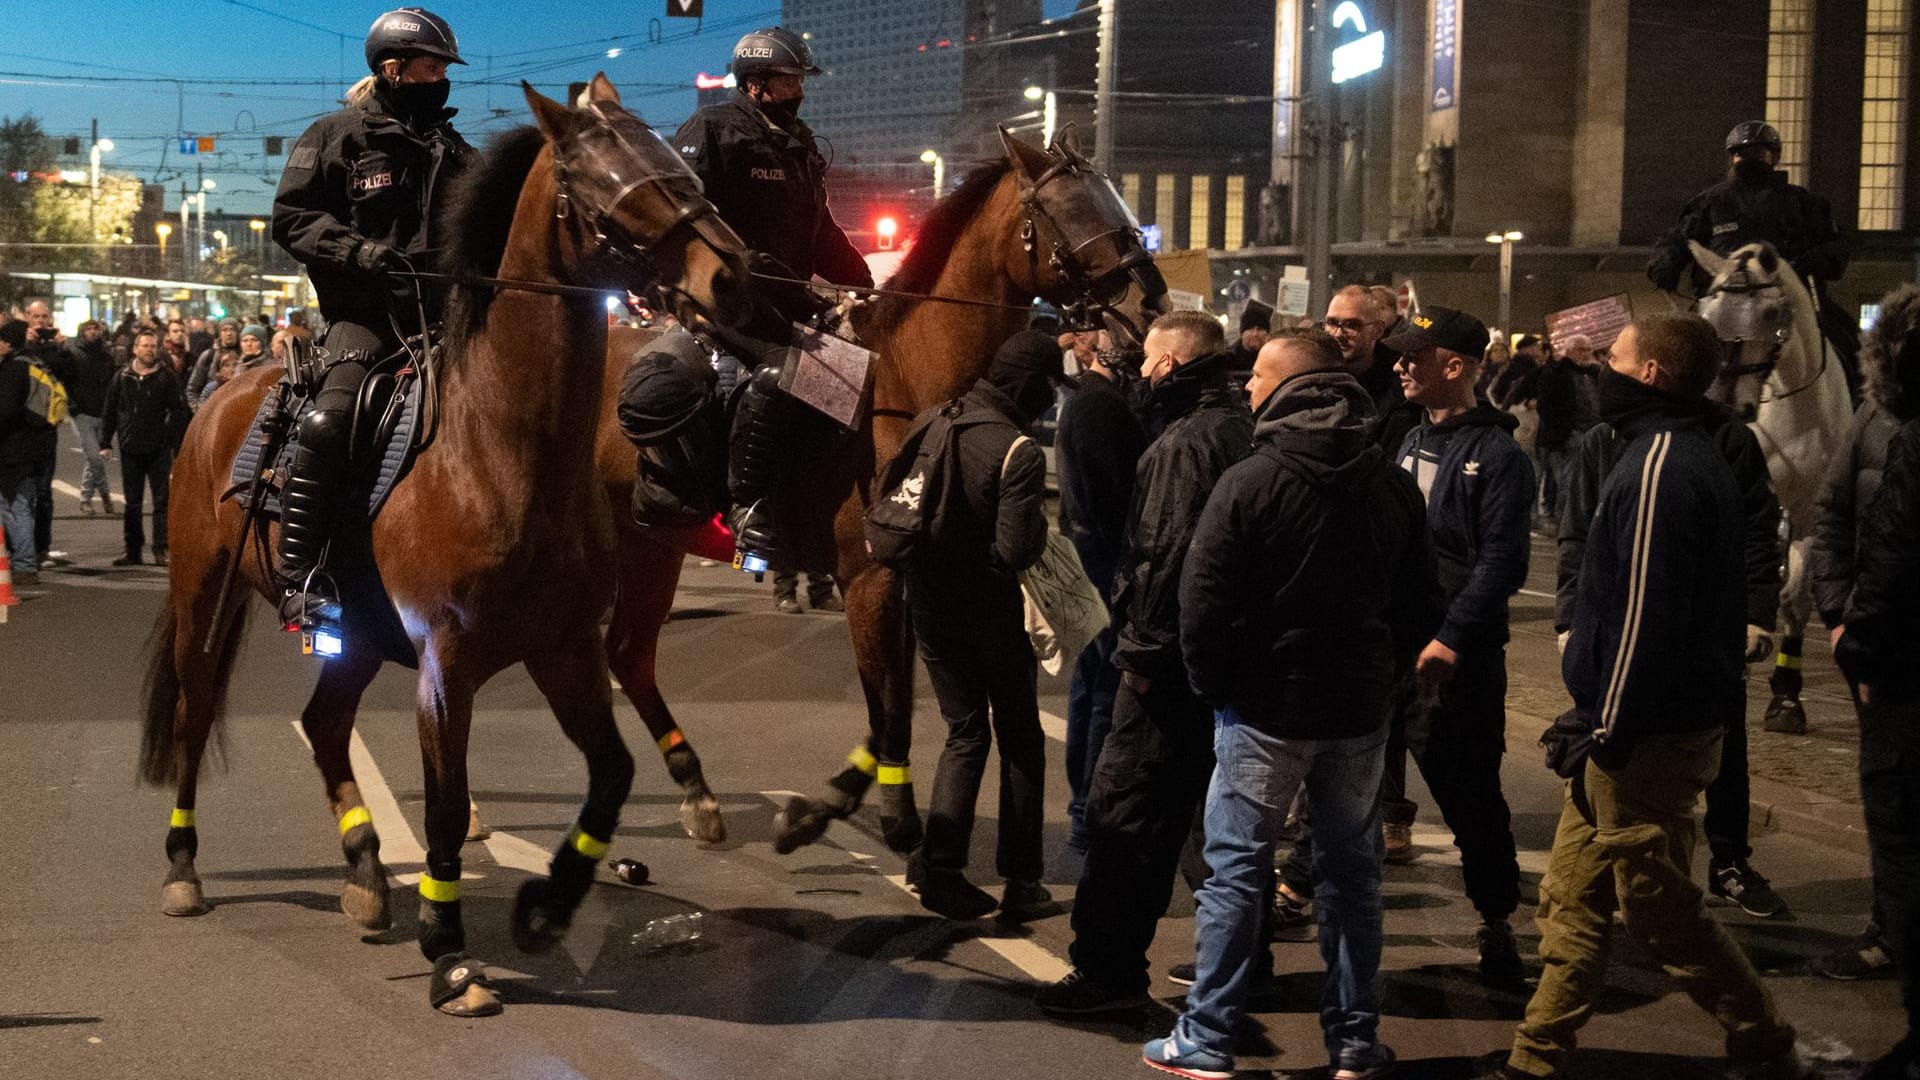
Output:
top-left (1810, 932), bottom-right (1894, 980)
top-left (1383, 821), bottom-right (1415, 864)
top-left (1334, 1043), bottom-right (1397, 1080)
top-left (1033, 968), bottom-right (1150, 1016)
top-left (1709, 860), bottom-right (1786, 918)
top-left (1142, 1030), bottom-right (1232, 1080)
top-left (1478, 919), bottom-right (1525, 983)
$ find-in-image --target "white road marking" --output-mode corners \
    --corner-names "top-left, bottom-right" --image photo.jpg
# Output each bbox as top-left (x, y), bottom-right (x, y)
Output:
top-left (1038, 709), bottom-right (1067, 743)
top-left (482, 829), bottom-right (556, 877)
top-left (287, 721), bottom-right (427, 865)
top-left (1517, 588), bottom-right (1556, 601)
top-left (1409, 826), bottom-right (1550, 877)
top-left (52, 479), bottom-right (83, 499)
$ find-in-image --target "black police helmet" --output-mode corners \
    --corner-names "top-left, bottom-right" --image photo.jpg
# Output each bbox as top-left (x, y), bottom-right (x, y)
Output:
top-left (365, 7), bottom-right (467, 72)
top-left (732, 27), bottom-right (822, 85)
top-left (1726, 120), bottom-right (1783, 156)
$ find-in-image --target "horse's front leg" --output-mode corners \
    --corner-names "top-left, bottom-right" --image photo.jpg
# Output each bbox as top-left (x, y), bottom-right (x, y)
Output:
top-left (412, 642), bottom-right (500, 1017)
top-left (1766, 535), bottom-right (1814, 734)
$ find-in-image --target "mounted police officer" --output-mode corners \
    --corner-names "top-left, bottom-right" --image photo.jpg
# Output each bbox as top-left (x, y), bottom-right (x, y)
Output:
top-left (1648, 121), bottom-right (1858, 392)
top-left (670, 26), bottom-right (875, 565)
top-left (270, 6), bottom-right (474, 624)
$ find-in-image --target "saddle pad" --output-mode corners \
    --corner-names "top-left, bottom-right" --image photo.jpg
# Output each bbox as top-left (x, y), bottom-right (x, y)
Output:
top-left (228, 374), bottom-right (422, 520)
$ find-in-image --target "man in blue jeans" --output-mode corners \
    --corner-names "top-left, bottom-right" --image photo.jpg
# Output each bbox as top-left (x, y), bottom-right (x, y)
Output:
top-left (1145, 329), bottom-right (1440, 1080)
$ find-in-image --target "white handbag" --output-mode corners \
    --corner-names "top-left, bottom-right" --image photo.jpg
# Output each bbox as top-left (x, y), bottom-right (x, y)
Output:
top-left (1003, 436), bottom-right (1110, 675)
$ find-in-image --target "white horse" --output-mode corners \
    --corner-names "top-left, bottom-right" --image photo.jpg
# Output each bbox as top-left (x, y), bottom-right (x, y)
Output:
top-left (1691, 240), bottom-right (1854, 732)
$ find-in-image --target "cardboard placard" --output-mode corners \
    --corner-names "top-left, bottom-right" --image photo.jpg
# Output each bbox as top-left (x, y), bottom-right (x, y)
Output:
top-left (1546, 294), bottom-right (1633, 352)
top-left (781, 324), bottom-right (873, 429)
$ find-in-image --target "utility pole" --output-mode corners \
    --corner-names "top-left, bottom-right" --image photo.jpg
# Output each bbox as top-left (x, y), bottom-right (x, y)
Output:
top-left (1303, 0), bottom-right (1335, 317)
top-left (88, 118), bottom-right (98, 241)
top-left (1094, 0), bottom-right (1117, 175)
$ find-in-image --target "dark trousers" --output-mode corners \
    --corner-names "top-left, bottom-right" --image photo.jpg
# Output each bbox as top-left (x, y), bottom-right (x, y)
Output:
top-left (30, 456), bottom-right (53, 560)
top-left (1071, 675), bottom-right (1234, 992)
top-left (1861, 697), bottom-right (1920, 1054)
top-left (911, 589), bottom-right (1045, 883)
top-left (1389, 648), bottom-right (1521, 922)
top-left (120, 448), bottom-right (172, 558)
top-left (1065, 621), bottom-right (1121, 851)
top-left (1704, 694), bottom-right (1753, 864)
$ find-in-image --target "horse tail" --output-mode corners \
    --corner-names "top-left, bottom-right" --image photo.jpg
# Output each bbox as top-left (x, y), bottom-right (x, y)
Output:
top-left (138, 605), bottom-right (184, 786)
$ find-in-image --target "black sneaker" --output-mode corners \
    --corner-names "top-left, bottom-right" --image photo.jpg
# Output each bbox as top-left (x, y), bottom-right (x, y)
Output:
top-left (1271, 887), bottom-right (1313, 939)
top-left (152, 550), bottom-right (167, 567)
top-left (1034, 968), bottom-right (1150, 1016)
top-left (1810, 933), bottom-right (1895, 981)
top-left (1478, 920), bottom-right (1525, 983)
top-left (1709, 860), bottom-right (1786, 918)
top-left (112, 553), bottom-right (142, 567)
top-left (914, 864), bottom-right (997, 920)
top-left (998, 879), bottom-right (1063, 924)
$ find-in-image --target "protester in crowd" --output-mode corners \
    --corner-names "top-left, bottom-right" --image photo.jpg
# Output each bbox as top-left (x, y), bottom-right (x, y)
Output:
top-left (1807, 290), bottom-right (1908, 983)
top-left (197, 349), bottom-right (243, 408)
top-left (1475, 337), bottom-right (1511, 403)
top-left (1562, 333), bottom-right (1602, 431)
top-left (1369, 284), bottom-right (1406, 335)
top-left (1324, 284), bottom-right (1421, 454)
top-left (1378, 306), bottom-right (1532, 979)
top-left (902, 330), bottom-right (1056, 923)
top-left (160, 319), bottom-right (192, 376)
top-left (1481, 312), bottom-right (1805, 1080)
top-left (1490, 334), bottom-right (1542, 409)
top-left (188, 318), bottom-right (242, 398)
top-left (0, 319), bottom-right (43, 586)
top-left (772, 570), bottom-right (841, 614)
top-left (1142, 328), bottom-right (1440, 1080)
top-left (236, 324), bottom-right (272, 371)
top-left (1224, 299), bottom-right (1273, 380)
top-left (1060, 328), bottom-right (1099, 379)
top-left (184, 315), bottom-right (212, 358)
top-left (58, 320), bottom-right (116, 516)
top-left (1054, 320), bottom-right (1147, 854)
top-left (1036, 309), bottom-right (1254, 1016)
top-left (19, 300), bottom-right (72, 567)
top-left (101, 330), bottom-right (191, 568)
top-left (1555, 325), bottom-right (1787, 919)
top-left (270, 329), bottom-right (295, 367)
top-left (1810, 285), bottom-right (1919, 1021)
top-left (1532, 335), bottom-right (1587, 534)
top-left (284, 308), bottom-right (315, 344)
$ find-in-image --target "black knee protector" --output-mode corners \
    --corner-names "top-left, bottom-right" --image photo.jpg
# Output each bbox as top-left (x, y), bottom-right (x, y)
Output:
top-left (728, 359), bottom-right (794, 503)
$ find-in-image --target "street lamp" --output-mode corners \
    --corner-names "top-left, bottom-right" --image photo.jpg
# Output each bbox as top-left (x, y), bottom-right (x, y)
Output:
top-left (249, 218), bottom-right (266, 262)
top-left (89, 130), bottom-right (114, 241)
top-left (1023, 85), bottom-right (1057, 147)
top-left (1484, 229), bottom-right (1524, 337)
top-left (919, 148), bottom-right (945, 200)
top-left (212, 229), bottom-right (229, 255)
top-left (154, 221), bottom-right (172, 277)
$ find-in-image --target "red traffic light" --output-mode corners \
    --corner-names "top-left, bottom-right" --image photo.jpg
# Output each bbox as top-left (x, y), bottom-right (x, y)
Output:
top-left (875, 215), bottom-right (900, 251)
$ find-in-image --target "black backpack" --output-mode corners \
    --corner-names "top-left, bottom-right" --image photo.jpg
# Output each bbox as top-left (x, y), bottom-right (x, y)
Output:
top-left (865, 399), bottom-right (964, 569)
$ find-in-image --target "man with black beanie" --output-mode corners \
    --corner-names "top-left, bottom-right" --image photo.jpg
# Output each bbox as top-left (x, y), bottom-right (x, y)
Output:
top-left (904, 329), bottom-right (1057, 923)
top-left (1224, 300), bottom-right (1273, 382)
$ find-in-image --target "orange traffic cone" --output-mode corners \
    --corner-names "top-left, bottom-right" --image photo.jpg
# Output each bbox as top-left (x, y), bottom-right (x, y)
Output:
top-left (0, 522), bottom-right (17, 623)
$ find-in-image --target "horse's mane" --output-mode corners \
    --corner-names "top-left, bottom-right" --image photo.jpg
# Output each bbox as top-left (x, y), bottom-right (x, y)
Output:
top-left (858, 159), bottom-right (1012, 333)
top-left (439, 125), bottom-right (549, 359)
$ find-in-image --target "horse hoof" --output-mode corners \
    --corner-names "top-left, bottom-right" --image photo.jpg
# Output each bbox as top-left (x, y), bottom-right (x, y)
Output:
top-left (162, 880), bottom-right (211, 917)
top-left (772, 796), bottom-right (836, 855)
top-left (435, 982), bottom-right (502, 1018)
top-left (341, 879), bottom-right (392, 931)
top-left (509, 879), bottom-right (570, 955)
top-left (1764, 696), bottom-right (1808, 735)
top-left (680, 794), bottom-right (727, 844)
top-left (465, 805), bottom-right (491, 843)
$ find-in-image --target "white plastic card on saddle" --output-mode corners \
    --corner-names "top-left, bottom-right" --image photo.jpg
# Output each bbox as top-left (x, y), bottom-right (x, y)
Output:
top-left (781, 323), bottom-right (873, 430)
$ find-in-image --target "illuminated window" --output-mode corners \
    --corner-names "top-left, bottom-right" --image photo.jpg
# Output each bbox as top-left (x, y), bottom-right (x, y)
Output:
top-left (1859, 0), bottom-right (1912, 230)
top-left (1190, 175), bottom-right (1212, 250)
top-left (1766, 0), bottom-right (1813, 180)
top-left (1121, 172), bottom-right (1142, 218)
top-left (1155, 173), bottom-right (1177, 240)
top-left (1223, 175), bottom-right (1247, 250)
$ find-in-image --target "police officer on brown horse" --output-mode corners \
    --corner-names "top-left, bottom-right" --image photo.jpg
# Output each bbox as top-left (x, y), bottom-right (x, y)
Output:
top-left (671, 26), bottom-right (875, 566)
top-left (271, 6), bottom-right (474, 624)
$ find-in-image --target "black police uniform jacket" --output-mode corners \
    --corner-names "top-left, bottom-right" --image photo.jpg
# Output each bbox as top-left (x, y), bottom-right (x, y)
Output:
top-left (272, 86), bottom-right (475, 327)
top-left (672, 97), bottom-right (872, 291)
top-left (1648, 170), bottom-right (1849, 293)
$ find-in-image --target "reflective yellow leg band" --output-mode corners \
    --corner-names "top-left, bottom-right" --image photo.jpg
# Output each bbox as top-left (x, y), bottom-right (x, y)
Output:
top-left (568, 825), bottom-right (611, 860)
top-left (170, 808), bottom-right (195, 829)
top-left (1776, 653), bottom-right (1803, 669)
top-left (656, 728), bottom-right (686, 755)
top-left (337, 806), bottom-right (372, 836)
top-left (876, 764), bottom-right (911, 785)
top-left (847, 745), bottom-right (878, 776)
top-left (418, 876), bottom-right (461, 903)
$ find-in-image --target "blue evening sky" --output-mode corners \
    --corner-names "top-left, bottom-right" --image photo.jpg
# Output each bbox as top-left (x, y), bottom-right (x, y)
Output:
top-left (4, 0), bottom-right (1074, 215)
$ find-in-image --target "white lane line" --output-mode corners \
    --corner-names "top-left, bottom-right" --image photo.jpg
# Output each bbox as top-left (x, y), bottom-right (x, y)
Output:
top-left (1038, 709), bottom-right (1067, 743)
top-left (52, 479), bottom-right (83, 499)
top-left (287, 721), bottom-right (428, 865)
top-left (1408, 826), bottom-right (1550, 877)
top-left (764, 789), bottom-right (1075, 985)
top-left (1517, 588), bottom-right (1556, 601)
top-left (482, 829), bottom-right (556, 876)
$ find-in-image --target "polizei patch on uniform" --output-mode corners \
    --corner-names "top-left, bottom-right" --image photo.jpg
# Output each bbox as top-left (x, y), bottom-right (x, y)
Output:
top-left (353, 170), bottom-right (395, 192)
top-left (750, 167), bottom-right (787, 181)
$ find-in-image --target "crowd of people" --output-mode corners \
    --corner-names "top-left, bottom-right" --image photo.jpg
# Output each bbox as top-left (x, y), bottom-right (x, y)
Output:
top-left (879, 282), bottom-right (1918, 1080)
top-left (0, 303), bottom-right (309, 581)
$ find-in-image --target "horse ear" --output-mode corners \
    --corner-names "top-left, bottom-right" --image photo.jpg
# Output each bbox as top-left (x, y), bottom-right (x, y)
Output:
top-left (523, 82), bottom-right (573, 142)
top-left (587, 72), bottom-right (623, 107)
top-left (1689, 240), bottom-right (1730, 278)
top-left (999, 126), bottom-right (1051, 183)
top-left (1048, 122), bottom-right (1080, 158)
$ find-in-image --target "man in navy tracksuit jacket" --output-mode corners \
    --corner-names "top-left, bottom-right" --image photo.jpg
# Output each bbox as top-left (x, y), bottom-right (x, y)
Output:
top-left (1491, 313), bottom-right (1801, 1080)
top-left (1384, 306), bottom-right (1534, 983)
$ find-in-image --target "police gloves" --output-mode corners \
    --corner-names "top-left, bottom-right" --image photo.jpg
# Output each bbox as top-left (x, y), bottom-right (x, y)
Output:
top-left (353, 240), bottom-right (404, 274)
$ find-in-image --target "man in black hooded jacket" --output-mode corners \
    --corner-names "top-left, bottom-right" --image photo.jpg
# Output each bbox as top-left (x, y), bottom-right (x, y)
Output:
top-left (1036, 309), bottom-right (1254, 1016)
top-left (903, 330), bottom-right (1056, 925)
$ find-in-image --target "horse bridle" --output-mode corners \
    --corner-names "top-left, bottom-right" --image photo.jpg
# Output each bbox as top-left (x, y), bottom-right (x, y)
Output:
top-left (1018, 146), bottom-right (1162, 342)
top-left (1699, 267), bottom-right (1829, 403)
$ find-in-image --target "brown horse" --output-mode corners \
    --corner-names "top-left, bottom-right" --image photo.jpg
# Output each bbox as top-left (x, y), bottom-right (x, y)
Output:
top-left (589, 129), bottom-right (1166, 851)
top-left (136, 77), bottom-right (770, 1017)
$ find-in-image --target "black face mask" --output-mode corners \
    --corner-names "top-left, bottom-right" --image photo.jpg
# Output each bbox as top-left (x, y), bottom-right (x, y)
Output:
top-left (757, 95), bottom-right (802, 129)
top-left (1731, 156), bottom-right (1774, 182)
top-left (388, 79), bottom-right (450, 122)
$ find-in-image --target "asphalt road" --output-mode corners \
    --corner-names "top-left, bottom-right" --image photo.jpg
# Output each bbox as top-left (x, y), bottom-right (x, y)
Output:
top-left (0, 429), bottom-right (1903, 1079)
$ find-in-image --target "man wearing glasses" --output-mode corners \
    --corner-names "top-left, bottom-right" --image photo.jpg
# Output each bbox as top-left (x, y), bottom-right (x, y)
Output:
top-left (1324, 285), bottom-right (1422, 454)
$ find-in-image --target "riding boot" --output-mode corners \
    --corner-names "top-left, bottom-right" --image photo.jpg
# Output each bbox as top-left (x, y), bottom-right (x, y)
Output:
top-left (728, 359), bottom-right (803, 569)
top-left (277, 407), bottom-right (351, 627)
